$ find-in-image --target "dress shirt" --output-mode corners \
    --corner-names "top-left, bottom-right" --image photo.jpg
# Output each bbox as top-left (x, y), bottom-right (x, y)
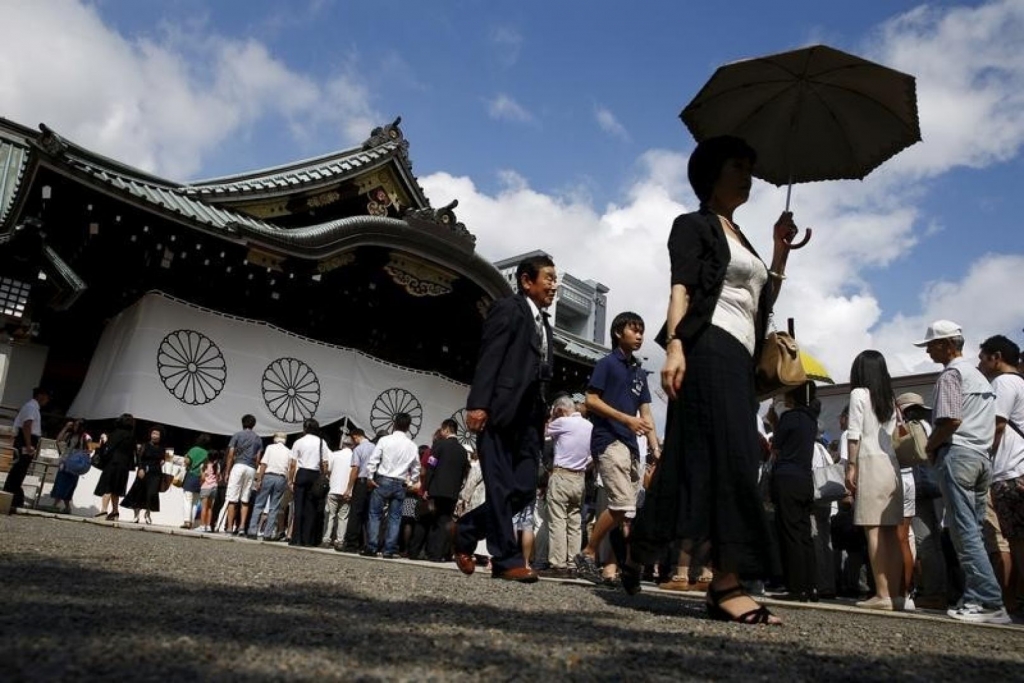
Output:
top-left (525, 296), bottom-right (550, 360)
top-left (546, 412), bottom-right (593, 471)
top-left (290, 433), bottom-right (331, 471)
top-left (328, 448), bottom-right (355, 494)
top-left (352, 440), bottom-right (375, 478)
top-left (13, 399), bottom-right (42, 437)
top-left (367, 430), bottom-right (420, 484)
top-left (260, 442), bottom-right (292, 476)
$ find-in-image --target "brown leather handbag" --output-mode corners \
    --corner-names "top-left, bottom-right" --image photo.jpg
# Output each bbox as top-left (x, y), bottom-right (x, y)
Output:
top-left (755, 330), bottom-right (807, 400)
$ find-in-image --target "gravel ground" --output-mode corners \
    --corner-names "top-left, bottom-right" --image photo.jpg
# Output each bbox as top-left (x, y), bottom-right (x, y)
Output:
top-left (2, 514), bottom-right (1024, 682)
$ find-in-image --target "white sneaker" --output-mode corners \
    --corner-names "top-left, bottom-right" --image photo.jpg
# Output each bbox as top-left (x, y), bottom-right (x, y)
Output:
top-left (947, 604), bottom-right (1012, 624)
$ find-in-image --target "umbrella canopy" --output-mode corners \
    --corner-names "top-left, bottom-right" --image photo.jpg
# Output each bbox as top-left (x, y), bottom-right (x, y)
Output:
top-left (681, 44), bottom-right (921, 188)
top-left (800, 349), bottom-right (833, 385)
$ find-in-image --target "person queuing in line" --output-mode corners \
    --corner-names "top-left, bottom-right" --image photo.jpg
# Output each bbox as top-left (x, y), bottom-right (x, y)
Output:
top-left (338, 428), bottom-right (375, 553)
top-left (917, 320), bottom-right (1010, 624)
top-left (4, 387), bottom-right (51, 511)
top-left (845, 350), bottom-right (905, 611)
top-left (197, 450), bottom-right (224, 533)
top-left (423, 419), bottom-right (470, 562)
top-left (322, 435), bottom-right (357, 549)
top-left (456, 254), bottom-right (558, 584)
top-left (247, 432), bottom-right (291, 540)
top-left (50, 417), bottom-right (91, 514)
top-left (288, 418), bottom-right (331, 547)
top-left (121, 424), bottom-right (167, 525)
top-left (363, 413), bottom-right (420, 559)
top-left (809, 408), bottom-right (838, 600)
top-left (629, 135), bottom-right (803, 625)
top-left (977, 334), bottom-right (1024, 611)
top-left (223, 414), bottom-right (263, 536)
top-left (543, 395), bottom-right (593, 577)
top-left (93, 413), bottom-right (137, 521)
top-left (575, 311), bottom-right (658, 594)
top-left (770, 382), bottom-right (819, 603)
top-left (896, 393), bottom-right (945, 610)
top-left (180, 433), bottom-right (210, 530)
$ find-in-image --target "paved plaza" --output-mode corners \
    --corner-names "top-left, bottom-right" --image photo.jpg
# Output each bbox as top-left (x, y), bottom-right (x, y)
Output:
top-left (2, 513), bottom-right (1023, 681)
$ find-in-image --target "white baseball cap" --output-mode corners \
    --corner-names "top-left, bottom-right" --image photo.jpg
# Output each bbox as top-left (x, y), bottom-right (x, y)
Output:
top-left (913, 320), bottom-right (962, 347)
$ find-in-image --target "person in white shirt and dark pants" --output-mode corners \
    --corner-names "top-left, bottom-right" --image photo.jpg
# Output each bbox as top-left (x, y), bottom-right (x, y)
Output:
top-left (288, 419), bottom-right (331, 547)
top-left (363, 413), bottom-right (420, 558)
top-left (4, 387), bottom-right (50, 511)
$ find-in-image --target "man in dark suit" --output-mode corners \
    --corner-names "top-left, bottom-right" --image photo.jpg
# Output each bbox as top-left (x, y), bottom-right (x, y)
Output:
top-left (425, 419), bottom-right (471, 561)
top-left (455, 253), bottom-right (557, 582)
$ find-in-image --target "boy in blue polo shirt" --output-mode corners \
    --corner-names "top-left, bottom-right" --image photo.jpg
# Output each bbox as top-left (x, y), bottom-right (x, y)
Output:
top-left (575, 311), bottom-right (659, 592)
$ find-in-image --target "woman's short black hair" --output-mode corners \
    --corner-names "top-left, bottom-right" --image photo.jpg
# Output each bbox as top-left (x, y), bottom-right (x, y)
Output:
top-left (687, 135), bottom-right (757, 207)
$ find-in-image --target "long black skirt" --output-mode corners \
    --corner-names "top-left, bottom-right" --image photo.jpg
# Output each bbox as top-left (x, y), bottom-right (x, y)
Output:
top-left (120, 468), bottom-right (162, 512)
top-left (632, 325), bottom-right (774, 578)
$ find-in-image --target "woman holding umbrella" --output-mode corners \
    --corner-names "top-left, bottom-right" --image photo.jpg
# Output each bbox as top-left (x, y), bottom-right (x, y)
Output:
top-left (631, 135), bottom-right (804, 625)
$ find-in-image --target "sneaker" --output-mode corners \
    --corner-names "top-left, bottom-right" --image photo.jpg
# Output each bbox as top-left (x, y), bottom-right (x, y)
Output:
top-left (897, 596), bottom-right (916, 612)
top-left (573, 553), bottom-right (603, 585)
top-left (947, 604), bottom-right (1012, 624)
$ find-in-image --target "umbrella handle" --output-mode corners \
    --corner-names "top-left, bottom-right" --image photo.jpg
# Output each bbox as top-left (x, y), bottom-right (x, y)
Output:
top-left (789, 227), bottom-right (812, 249)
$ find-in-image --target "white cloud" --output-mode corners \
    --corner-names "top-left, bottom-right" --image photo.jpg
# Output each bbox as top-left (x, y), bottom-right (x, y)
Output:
top-left (594, 106), bottom-right (630, 141)
top-left (490, 27), bottom-right (523, 67)
top-left (423, 1), bottom-right (1024, 404)
top-left (0, 0), bottom-right (380, 178)
top-left (865, 0), bottom-right (1024, 177)
top-left (486, 94), bottom-right (534, 123)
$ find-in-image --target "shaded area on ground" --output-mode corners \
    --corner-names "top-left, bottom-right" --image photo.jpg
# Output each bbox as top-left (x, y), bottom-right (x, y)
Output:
top-left (1, 516), bottom-right (1023, 681)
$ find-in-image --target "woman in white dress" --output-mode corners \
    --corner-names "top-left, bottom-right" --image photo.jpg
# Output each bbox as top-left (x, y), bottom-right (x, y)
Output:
top-left (845, 350), bottom-right (904, 610)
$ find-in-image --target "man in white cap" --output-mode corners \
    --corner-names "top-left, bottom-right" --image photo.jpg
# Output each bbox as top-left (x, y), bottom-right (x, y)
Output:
top-left (915, 320), bottom-right (1009, 623)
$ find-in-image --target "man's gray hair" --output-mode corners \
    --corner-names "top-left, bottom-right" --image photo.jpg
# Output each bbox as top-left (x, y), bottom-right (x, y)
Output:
top-left (552, 395), bottom-right (576, 415)
top-left (950, 335), bottom-right (965, 351)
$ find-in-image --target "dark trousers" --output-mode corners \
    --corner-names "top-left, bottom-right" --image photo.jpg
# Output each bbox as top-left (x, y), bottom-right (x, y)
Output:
top-left (771, 471), bottom-right (817, 595)
top-left (426, 496), bottom-right (458, 560)
top-left (456, 423), bottom-right (540, 573)
top-left (343, 478), bottom-right (370, 549)
top-left (4, 434), bottom-right (40, 510)
top-left (290, 468), bottom-right (320, 547)
top-left (406, 504), bottom-right (431, 559)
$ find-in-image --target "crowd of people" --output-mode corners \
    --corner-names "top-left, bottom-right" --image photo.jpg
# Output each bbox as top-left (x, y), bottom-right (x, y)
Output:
top-left (5, 136), bottom-right (1024, 630)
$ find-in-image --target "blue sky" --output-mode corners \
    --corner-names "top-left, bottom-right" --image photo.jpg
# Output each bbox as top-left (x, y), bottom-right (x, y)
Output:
top-left (3, 0), bottom-right (1023, 383)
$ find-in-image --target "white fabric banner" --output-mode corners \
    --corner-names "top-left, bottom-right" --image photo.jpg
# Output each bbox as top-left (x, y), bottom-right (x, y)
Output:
top-left (68, 292), bottom-right (470, 440)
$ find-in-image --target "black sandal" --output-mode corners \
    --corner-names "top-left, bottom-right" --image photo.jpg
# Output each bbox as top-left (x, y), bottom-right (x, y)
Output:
top-left (706, 584), bottom-right (779, 625)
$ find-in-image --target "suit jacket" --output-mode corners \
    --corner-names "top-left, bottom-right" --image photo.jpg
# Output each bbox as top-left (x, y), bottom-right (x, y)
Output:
top-left (466, 294), bottom-right (553, 430)
top-left (427, 437), bottom-right (470, 499)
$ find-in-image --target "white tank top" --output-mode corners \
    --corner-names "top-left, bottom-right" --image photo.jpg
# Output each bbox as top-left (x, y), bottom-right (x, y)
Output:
top-left (711, 232), bottom-right (767, 356)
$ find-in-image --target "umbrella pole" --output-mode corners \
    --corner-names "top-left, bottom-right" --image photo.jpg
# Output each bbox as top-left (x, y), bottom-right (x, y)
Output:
top-left (785, 182), bottom-right (793, 212)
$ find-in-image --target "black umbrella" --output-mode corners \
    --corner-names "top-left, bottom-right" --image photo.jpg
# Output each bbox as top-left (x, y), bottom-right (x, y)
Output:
top-left (681, 44), bottom-right (921, 209)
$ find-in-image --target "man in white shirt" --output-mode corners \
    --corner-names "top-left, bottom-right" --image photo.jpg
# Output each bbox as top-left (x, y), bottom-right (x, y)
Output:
top-left (978, 335), bottom-right (1024, 601)
top-left (247, 432), bottom-right (292, 540)
top-left (4, 387), bottom-right (50, 510)
top-left (917, 320), bottom-right (1008, 624)
top-left (363, 413), bottom-right (420, 558)
top-left (322, 437), bottom-right (358, 548)
top-left (543, 395), bottom-right (593, 575)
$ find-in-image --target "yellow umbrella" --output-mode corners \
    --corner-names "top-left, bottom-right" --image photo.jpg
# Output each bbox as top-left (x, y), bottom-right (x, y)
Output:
top-left (800, 349), bottom-right (833, 384)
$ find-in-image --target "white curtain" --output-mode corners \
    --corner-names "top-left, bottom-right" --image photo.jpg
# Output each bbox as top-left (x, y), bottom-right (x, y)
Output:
top-left (68, 292), bottom-right (470, 440)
